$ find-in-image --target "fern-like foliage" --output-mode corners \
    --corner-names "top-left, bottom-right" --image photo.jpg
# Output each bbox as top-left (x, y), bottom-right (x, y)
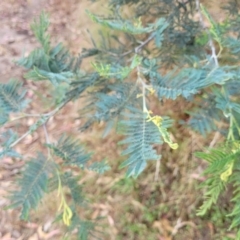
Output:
top-left (185, 92), bottom-right (222, 136)
top-left (68, 213), bottom-right (98, 240)
top-left (118, 111), bottom-right (173, 177)
top-left (228, 174), bottom-right (240, 234)
top-left (197, 175), bottom-right (225, 216)
top-left (17, 13), bottom-right (82, 86)
top-left (118, 115), bottom-right (160, 177)
top-left (142, 57), bottom-right (233, 100)
top-left (0, 79), bottom-right (29, 114)
top-left (46, 135), bottom-right (92, 168)
top-left (66, 72), bottom-right (104, 102)
top-left (85, 82), bottom-right (140, 122)
top-left (62, 172), bottom-right (86, 207)
top-left (87, 10), bottom-right (160, 35)
top-left (0, 108), bottom-right (9, 126)
top-left (0, 130), bottom-right (21, 159)
top-left (187, 108), bottom-right (220, 136)
top-left (9, 153), bottom-right (55, 220)
top-left (196, 143), bottom-right (240, 218)
top-left (24, 67), bottom-right (75, 85)
top-left (31, 11), bottom-right (50, 52)
top-left (215, 88), bottom-right (240, 117)
top-left (88, 160), bottom-right (111, 174)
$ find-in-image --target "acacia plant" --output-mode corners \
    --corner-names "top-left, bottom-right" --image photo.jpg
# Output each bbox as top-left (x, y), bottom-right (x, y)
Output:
top-left (3, 0), bottom-right (240, 238)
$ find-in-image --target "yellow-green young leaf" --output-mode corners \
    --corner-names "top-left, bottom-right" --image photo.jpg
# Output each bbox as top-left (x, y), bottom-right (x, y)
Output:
top-left (130, 55), bottom-right (143, 69)
top-left (220, 161), bottom-right (234, 182)
top-left (62, 204), bottom-right (73, 226)
top-left (92, 62), bottom-right (111, 77)
top-left (57, 171), bottom-right (73, 226)
top-left (146, 111), bottom-right (178, 149)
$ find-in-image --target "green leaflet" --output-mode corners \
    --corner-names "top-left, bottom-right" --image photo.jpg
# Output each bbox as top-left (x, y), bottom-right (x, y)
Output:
top-left (31, 11), bottom-right (50, 53)
top-left (46, 135), bottom-right (92, 168)
top-left (196, 143), bottom-right (240, 217)
top-left (87, 10), bottom-right (152, 34)
top-left (118, 113), bottom-right (161, 177)
top-left (9, 153), bottom-right (55, 220)
top-left (118, 111), bottom-right (174, 177)
top-left (0, 79), bottom-right (29, 113)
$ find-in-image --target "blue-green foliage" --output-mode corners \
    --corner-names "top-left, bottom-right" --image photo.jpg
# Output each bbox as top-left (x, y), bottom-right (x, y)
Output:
top-left (47, 135), bottom-right (111, 173)
top-left (88, 160), bottom-right (111, 174)
top-left (154, 19), bottom-right (169, 48)
top-left (187, 108), bottom-right (219, 136)
top-left (62, 172), bottom-right (85, 207)
top-left (78, 81), bottom-right (141, 133)
top-left (17, 12), bottom-right (80, 86)
top-left (0, 130), bottom-right (21, 159)
top-left (44, 171), bottom-right (98, 239)
top-left (142, 57), bottom-right (233, 100)
top-left (69, 214), bottom-right (97, 240)
top-left (118, 111), bottom-right (173, 177)
top-left (214, 88), bottom-right (240, 117)
top-left (0, 108), bottom-right (9, 126)
top-left (66, 72), bottom-right (102, 102)
top-left (25, 67), bottom-right (74, 85)
top-left (87, 10), bottom-right (168, 35)
top-left (9, 153), bottom-right (55, 220)
top-left (0, 79), bottom-right (29, 114)
top-left (90, 83), bottom-right (139, 121)
top-left (184, 67), bottom-right (240, 135)
top-left (225, 37), bottom-right (240, 55)
top-left (46, 135), bottom-right (91, 168)
top-left (186, 93), bottom-right (221, 136)
top-left (31, 12), bottom-right (50, 52)
top-left (1, 130), bottom-right (18, 148)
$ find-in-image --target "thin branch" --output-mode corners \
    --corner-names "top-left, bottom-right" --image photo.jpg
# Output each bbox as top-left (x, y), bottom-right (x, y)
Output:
top-left (209, 131), bottom-right (221, 148)
top-left (135, 33), bottom-right (155, 53)
top-left (98, 32), bottom-right (155, 58)
top-left (43, 123), bottom-right (52, 157)
top-left (9, 101), bottom-right (67, 148)
top-left (43, 123), bottom-right (50, 144)
top-left (93, 47), bottom-right (133, 59)
top-left (195, 0), bottom-right (219, 67)
top-left (8, 113), bottom-right (50, 123)
top-left (9, 129), bottom-right (33, 148)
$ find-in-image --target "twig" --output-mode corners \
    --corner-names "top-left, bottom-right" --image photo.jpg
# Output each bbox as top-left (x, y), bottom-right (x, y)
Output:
top-left (135, 33), bottom-right (155, 53)
top-left (43, 123), bottom-right (52, 157)
top-left (43, 123), bottom-right (50, 144)
top-left (9, 101), bottom-right (66, 148)
top-left (195, 0), bottom-right (219, 67)
top-left (9, 101), bottom-right (67, 123)
top-left (10, 130), bottom-right (34, 149)
top-left (209, 131), bottom-right (221, 148)
top-left (98, 32), bottom-right (155, 58)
